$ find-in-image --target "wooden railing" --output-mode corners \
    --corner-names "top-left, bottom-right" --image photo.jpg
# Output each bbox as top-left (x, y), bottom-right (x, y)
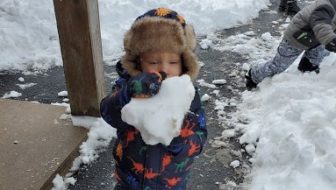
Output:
top-left (53, 0), bottom-right (106, 117)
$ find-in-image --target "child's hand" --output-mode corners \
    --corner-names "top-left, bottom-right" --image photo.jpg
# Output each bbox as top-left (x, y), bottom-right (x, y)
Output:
top-left (325, 38), bottom-right (336, 52)
top-left (128, 72), bottom-right (166, 98)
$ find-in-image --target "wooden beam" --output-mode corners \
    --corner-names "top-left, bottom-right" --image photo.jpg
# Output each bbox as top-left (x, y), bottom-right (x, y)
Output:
top-left (53, 0), bottom-right (105, 116)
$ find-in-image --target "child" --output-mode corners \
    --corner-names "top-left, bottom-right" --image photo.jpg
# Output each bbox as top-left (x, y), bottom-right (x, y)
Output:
top-left (278, 0), bottom-right (301, 15)
top-left (100, 8), bottom-right (207, 190)
top-left (246, 0), bottom-right (336, 90)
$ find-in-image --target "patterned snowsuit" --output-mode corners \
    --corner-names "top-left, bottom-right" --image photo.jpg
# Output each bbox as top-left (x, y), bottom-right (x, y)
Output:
top-left (100, 66), bottom-right (207, 190)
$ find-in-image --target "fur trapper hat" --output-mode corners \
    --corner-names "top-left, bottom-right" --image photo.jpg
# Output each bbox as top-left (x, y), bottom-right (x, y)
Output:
top-left (122, 8), bottom-right (199, 80)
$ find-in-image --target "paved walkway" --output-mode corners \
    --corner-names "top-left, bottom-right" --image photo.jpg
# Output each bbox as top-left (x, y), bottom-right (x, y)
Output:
top-left (0, 99), bottom-right (87, 190)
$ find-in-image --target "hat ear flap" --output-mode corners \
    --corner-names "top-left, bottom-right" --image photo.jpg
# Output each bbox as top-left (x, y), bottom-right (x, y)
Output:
top-left (123, 29), bottom-right (133, 54)
top-left (122, 54), bottom-right (141, 77)
top-left (185, 24), bottom-right (197, 50)
top-left (182, 49), bottom-right (199, 80)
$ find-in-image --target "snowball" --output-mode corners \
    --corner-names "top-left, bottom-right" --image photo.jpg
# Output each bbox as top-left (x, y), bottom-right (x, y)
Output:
top-left (199, 39), bottom-right (213, 49)
top-left (201, 94), bottom-right (211, 102)
top-left (58, 91), bottom-right (68, 97)
top-left (245, 143), bottom-right (256, 155)
top-left (199, 61), bottom-right (205, 68)
top-left (212, 79), bottom-right (227, 85)
top-left (221, 129), bottom-right (236, 139)
top-left (121, 75), bottom-right (195, 145)
top-left (230, 160), bottom-right (240, 168)
top-left (18, 77), bottom-right (25, 82)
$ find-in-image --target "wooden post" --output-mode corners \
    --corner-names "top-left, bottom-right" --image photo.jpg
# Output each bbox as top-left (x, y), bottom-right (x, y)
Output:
top-left (53, 0), bottom-right (105, 116)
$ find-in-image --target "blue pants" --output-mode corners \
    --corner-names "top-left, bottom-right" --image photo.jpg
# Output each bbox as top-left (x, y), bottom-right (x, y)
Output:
top-left (251, 39), bottom-right (326, 84)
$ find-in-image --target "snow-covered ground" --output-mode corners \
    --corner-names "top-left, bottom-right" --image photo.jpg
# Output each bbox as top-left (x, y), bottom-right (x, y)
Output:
top-left (52, 115), bottom-right (116, 190)
top-left (5, 0), bottom-right (336, 190)
top-left (0, 0), bottom-right (270, 71)
top-left (210, 23), bottom-right (336, 189)
top-left (237, 54), bottom-right (336, 190)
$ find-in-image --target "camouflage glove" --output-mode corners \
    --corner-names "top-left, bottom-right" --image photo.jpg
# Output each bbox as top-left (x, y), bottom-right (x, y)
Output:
top-left (128, 72), bottom-right (166, 98)
top-left (325, 38), bottom-right (336, 53)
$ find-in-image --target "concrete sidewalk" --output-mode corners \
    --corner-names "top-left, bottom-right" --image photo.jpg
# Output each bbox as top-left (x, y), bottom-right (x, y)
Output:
top-left (0, 99), bottom-right (87, 190)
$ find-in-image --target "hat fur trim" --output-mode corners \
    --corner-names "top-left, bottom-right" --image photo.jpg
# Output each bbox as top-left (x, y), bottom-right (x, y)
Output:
top-left (122, 16), bottom-right (199, 80)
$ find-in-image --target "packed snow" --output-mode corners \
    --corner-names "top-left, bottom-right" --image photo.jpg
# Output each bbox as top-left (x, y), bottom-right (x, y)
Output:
top-left (121, 75), bottom-right (195, 145)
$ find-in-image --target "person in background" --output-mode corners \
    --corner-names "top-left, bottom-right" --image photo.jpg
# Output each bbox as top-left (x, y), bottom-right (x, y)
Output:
top-left (279, 0), bottom-right (301, 15)
top-left (246, 0), bottom-right (336, 90)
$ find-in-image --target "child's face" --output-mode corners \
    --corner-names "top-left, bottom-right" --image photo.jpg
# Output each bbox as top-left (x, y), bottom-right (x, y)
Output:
top-left (140, 51), bottom-right (182, 78)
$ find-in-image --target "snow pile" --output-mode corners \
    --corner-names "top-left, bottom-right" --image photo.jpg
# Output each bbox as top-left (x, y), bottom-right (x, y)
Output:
top-left (201, 94), bottom-right (211, 102)
top-left (70, 116), bottom-right (116, 170)
top-left (121, 75), bottom-right (195, 145)
top-left (197, 79), bottom-right (217, 88)
top-left (16, 83), bottom-right (36, 89)
top-left (0, 0), bottom-right (61, 71)
top-left (236, 54), bottom-right (336, 190)
top-left (51, 174), bottom-right (76, 190)
top-left (0, 0), bottom-right (270, 71)
top-left (2, 91), bottom-right (22, 98)
top-left (99, 0), bottom-right (270, 62)
top-left (212, 32), bottom-right (280, 65)
top-left (18, 77), bottom-right (25, 82)
top-left (57, 91), bottom-right (68, 97)
top-left (230, 160), bottom-right (240, 168)
top-left (51, 116), bottom-right (116, 190)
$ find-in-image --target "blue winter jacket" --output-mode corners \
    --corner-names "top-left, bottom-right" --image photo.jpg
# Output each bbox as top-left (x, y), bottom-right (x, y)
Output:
top-left (100, 65), bottom-right (207, 190)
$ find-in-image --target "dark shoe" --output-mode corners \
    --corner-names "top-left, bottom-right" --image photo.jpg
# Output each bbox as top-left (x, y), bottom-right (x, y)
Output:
top-left (278, 0), bottom-right (287, 12)
top-left (287, 1), bottom-right (300, 16)
top-left (298, 57), bottom-right (320, 73)
top-left (278, 5), bottom-right (286, 12)
top-left (245, 69), bottom-right (257, 90)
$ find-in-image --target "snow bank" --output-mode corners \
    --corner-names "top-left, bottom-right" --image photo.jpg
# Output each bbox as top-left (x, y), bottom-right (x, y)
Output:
top-left (0, 0), bottom-right (61, 71)
top-left (237, 54), bottom-right (336, 190)
top-left (0, 0), bottom-right (270, 71)
top-left (51, 116), bottom-right (116, 190)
